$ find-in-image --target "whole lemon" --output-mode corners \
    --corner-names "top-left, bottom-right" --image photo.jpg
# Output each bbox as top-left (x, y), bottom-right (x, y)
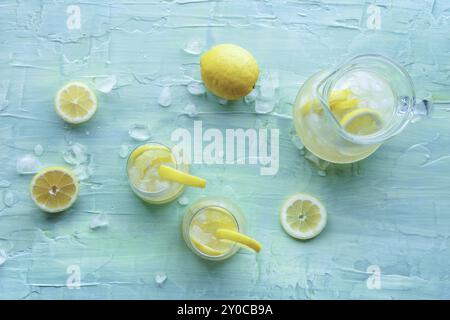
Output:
top-left (200, 44), bottom-right (259, 100)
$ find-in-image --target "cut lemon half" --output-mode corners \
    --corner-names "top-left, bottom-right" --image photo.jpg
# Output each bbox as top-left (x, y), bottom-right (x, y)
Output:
top-left (30, 167), bottom-right (79, 213)
top-left (55, 82), bottom-right (97, 124)
top-left (339, 108), bottom-right (383, 135)
top-left (280, 193), bottom-right (327, 240)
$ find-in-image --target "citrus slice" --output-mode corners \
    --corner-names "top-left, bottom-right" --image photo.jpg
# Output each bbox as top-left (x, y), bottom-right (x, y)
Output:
top-left (30, 167), bottom-right (79, 213)
top-left (158, 165), bottom-right (206, 188)
top-left (280, 193), bottom-right (327, 240)
top-left (339, 107), bottom-right (383, 135)
top-left (55, 82), bottom-right (97, 124)
top-left (191, 238), bottom-right (224, 256)
top-left (215, 229), bottom-right (262, 253)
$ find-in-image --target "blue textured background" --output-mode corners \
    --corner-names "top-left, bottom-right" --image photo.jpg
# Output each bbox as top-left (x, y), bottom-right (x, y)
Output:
top-left (0, 0), bottom-right (450, 299)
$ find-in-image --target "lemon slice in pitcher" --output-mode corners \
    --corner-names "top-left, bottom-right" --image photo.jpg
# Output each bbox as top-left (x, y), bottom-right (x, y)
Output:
top-left (30, 167), bottom-right (79, 213)
top-left (55, 82), bottom-right (97, 124)
top-left (340, 108), bottom-right (383, 135)
top-left (280, 193), bottom-right (327, 240)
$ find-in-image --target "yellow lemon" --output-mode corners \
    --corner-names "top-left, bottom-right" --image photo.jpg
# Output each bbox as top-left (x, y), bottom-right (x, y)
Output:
top-left (340, 108), bottom-right (383, 135)
top-left (30, 167), bottom-right (79, 213)
top-left (200, 44), bottom-right (259, 100)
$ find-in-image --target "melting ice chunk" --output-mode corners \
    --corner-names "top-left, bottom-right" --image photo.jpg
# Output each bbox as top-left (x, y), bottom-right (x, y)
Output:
top-left (73, 162), bottom-right (94, 181)
top-left (63, 143), bottom-right (88, 165)
top-left (183, 39), bottom-right (203, 55)
top-left (259, 71), bottom-right (279, 101)
top-left (34, 144), bottom-right (44, 157)
top-left (89, 213), bottom-right (109, 230)
top-left (244, 89), bottom-right (258, 104)
top-left (119, 144), bottom-right (129, 158)
top-left (154, 272), bottom-right (167, 286)
top-left (16, 154), bottom-right (40, 175)
top-left (255, 99), bottom-right (274, 114)
top-left (128, 124), bottom-right (151, 141)
top-left (304, 150), bottom-right (330, 171)
top-left (178, 196), bottom-right (189, 206)
top-left (290, 134), bottom-right (304, 152)
top-left (0, 249), bottom-right (7, 266)
top-left (0, 180), bottom-right (11, 188)
top-left (3, 190), bottom-right (15, 207)
top-left (94, 75), bottom-right (117, 93)
top-left (158, 86), bottom-right (171, 107)
top-left (187, 82), bottom-right (206, 96)
top-left (183, 103), bottom-right (198, 118)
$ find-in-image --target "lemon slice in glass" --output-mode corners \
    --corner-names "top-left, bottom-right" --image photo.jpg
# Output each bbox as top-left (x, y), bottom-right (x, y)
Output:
top-left (55, 82), bottom-right (97, 124)
top-left (339, 108), bottom-right (383, 135)
top-left (30, 167), bottom-right (79, 213)
top-left (280, 193), bottom-right (327, 240)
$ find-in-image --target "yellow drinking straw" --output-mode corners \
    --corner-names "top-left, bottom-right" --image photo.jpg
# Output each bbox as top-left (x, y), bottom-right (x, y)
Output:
top-left (214, 228), bottom-right (262, 253)
top-left (158, 165), bottom-right (206, 188)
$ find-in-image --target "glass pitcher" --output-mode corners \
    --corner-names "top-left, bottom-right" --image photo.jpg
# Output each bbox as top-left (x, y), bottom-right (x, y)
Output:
top-left (293, 54), bottom-right (432, 163)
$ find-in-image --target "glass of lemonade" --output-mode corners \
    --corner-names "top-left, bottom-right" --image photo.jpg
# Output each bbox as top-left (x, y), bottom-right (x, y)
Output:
top-left (127, 142), bottom-right (189, 204)
top-left (182, 197), bottom-right (260, 261)
top-left (293, 54), bottom-right (432, 163)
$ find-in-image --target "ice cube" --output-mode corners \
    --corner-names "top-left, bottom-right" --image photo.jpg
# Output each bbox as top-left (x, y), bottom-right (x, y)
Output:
top-left (119, 144), bottom-right (129, 158)
top-left (183, 39), bottom-right (203, 55)
top-left (89, 213), bottom-right (109, 230)
top-left (0, 99), bottom-right (8, 111)
top-left (187, 82), bottom-right (206, 96)
top-left (304, 151), bottom-right (330, 171)
top-left (290, 134), bottom-right (304, 151)
top-left (178, 196), bottom-right (189, 206)
top-left (259, 71), bottom-right (279, 100)
top-left (0, 80), bottom-right (10, 111)
top-left (73, 162), bottom-right (94, 181)
top-left (158, 86), bottom-right (171, 107)
top-left (34, 144), bottom-right (44, 157)
top-left (154, 272), bottom-right (167, 286)
top-left (16, 154), bottom-right (40, 175)
top-left (94, 75), bottom-right (117, 93)
top-left (63, 143), bottom-right (88, 165)
top-left (255, 99), bottom-right (274, 114)
top-left (128, 124), bottom-right (151, 141)
top-left (0, 180), bottom-right (10, 188)
top-left (317, 170), bottom-right (327, 177)
top-left (3, 190), bottom-right (15, 207)
top-left (183, 103), bottom-right (198, 118)
top-left (218, 98), bottom-right (228, 106)
top-left (244, 89), bottom-right (258, 104)
top-left (0, 249), bottom-right (7, 266)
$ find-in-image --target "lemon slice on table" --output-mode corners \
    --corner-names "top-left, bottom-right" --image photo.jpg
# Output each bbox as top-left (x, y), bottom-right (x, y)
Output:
top-left (339, 108), bottom-right (383, 135)
top-left (280, 193), bottom-right (327, 240)
top-left (30, 167), bottom-right (79, 213)
top-left (55, 82), bottom-right (97, 124)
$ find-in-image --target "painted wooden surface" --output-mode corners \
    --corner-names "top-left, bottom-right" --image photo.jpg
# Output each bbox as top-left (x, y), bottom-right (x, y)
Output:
top-left (0, 0), bottom-right (449, 299)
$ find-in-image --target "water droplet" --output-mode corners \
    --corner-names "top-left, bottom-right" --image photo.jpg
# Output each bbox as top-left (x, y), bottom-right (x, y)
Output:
top-left (16, 154), bottom-right (40, 175)
top-left (119, 144), bottom-right (129, 158)
top-left (0, 180), bottom-right (10, 188)
top-left (187, 82), bottom-right (206, 96)
top-left (183, 103), bottom-right (198, 118)
top-left (93, 75), bottom-right (117, 93)
top-left (155, 272), bottom-right (167, 286)
top-left (0, 249), bottom-right (7, 266)
top-left (34, 144), bottom-right (44, 157)
top-left (183, 39), bottom-right (203, 55)
top-left (158, 86), bottom-right (171, 108)
top-left (128, 124), bottom-right (151, 141)
top-left (178, 196), bottom-right (189, 206)
top-left (3, 190), bottom-right (15, 207)
top-left (89, 213), bottom-right (109, 230)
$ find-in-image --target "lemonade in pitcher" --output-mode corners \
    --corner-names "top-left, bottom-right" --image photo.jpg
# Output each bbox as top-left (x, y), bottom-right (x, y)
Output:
top-left (293, 55), bottom-right (432, 163)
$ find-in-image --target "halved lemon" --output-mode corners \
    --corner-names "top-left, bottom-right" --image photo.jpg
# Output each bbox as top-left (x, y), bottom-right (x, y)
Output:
top-left (280, 193), bottom-right (327, 240)
top-left (339, 108), bottom-right (383, 135)
top-left (55, 82), bottom-right (97, 124)
top-left (30, 167), bottom-right (79, 213)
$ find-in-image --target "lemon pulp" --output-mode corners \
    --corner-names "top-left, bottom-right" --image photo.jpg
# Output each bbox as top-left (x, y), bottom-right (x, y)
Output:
top-left (189, 206), bottom-right (239, 256)
top-left (30, 167), bottom-right (79, 213)
top-left (55, 82), bottom-right (97, 124)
